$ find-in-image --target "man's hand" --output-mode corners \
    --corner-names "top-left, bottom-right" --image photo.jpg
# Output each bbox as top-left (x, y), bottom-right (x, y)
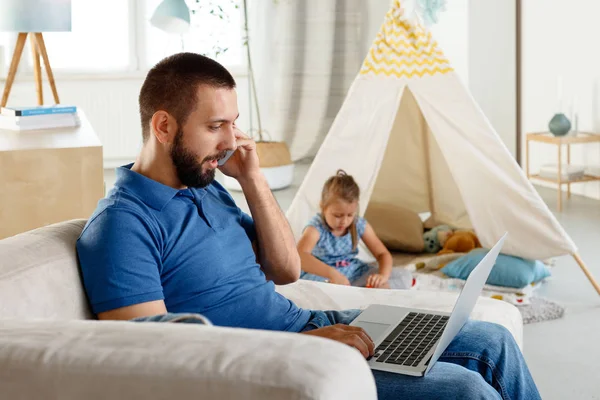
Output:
top-left (366, 273), bottom-right (389, 288)
top-left (218, 128), bottom-right (260, 181)
top-left (301, 324), bottom-right (375, 358)
top-left (328, 269), bottom-right (351, 286)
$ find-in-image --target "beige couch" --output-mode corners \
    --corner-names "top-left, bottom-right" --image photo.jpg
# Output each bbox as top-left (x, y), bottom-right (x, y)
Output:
top-left (0, 220), bottom-right (523, 400)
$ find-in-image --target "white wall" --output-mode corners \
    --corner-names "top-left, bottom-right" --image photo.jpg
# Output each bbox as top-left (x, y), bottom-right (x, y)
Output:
top-left (430, 0), bottom-right (469, 85)
top-left (468, 0), bottom-right (517, 158)
top-left (522, 0), bottom-right (600, 200)
top-left (420, 0), bottom-right (519, 160)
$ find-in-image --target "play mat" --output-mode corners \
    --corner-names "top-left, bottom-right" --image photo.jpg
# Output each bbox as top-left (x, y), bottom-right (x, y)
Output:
top-left (387, 252), bottom-right (564, 324)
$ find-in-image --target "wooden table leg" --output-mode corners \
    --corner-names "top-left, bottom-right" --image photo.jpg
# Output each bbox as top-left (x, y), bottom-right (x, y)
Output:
top-left (1, 33), bottom-right (28, 108)
top-left (567, 143), bottom-right (571, 199)
top-left (557, 143), bottom-right (562, 212)
top-left (29, 34), bottom-right (43, 106)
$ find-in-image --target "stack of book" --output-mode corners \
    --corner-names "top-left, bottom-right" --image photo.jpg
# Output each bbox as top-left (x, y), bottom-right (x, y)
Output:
top-left (539, 164), bottom-right (585, 181)
top-left (0, 105), bottom-right (80, 131)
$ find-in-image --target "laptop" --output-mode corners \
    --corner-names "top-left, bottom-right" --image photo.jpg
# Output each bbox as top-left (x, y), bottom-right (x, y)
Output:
top-left (350, 233), bottom-right (507, 377)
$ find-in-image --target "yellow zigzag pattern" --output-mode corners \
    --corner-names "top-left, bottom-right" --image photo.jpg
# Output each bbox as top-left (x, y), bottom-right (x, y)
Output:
top-left (383, 22), bottom-right (432, 40)
top-left (373, 37), bottom-right (433, 49)
top-left (361, 59), bottom-right (449, 72)
top-left (359, 0), bottom-right (452, 78)
top-left (368, 47), bottom-right (447, 61)
top-left (369, 47), bottom-right (445, 59)
top-left (383, 26), bottom-right (428, 42)
top-left (360, 64), bottom-right (453, 78)
top-left (367, 56), bottom-right (449, 68)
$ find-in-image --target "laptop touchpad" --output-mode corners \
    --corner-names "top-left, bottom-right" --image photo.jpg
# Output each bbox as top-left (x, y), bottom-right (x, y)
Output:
top-left (353, 321), bottom-right (391, 342)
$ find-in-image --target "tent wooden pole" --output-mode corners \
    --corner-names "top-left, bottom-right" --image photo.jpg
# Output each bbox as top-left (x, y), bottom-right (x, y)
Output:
top-left (572, 253), bottom-right (600, 295)
top-left (422, 116), bottom-right (435, 215)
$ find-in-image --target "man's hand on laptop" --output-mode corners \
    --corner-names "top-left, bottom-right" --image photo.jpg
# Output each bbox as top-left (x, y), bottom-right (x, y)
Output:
top-left (301, 324), bottom-right (375, 358)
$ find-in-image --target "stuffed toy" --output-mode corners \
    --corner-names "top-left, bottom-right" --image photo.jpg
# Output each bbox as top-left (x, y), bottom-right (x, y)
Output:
top-left (423, 224), bottom-right (452, 253)
top-left (438, 230), bottom-right (481, 255)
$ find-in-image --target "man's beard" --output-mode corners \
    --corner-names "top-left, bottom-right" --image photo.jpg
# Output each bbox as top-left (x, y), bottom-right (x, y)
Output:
top-left (170, 128), bottom-right (226, 188)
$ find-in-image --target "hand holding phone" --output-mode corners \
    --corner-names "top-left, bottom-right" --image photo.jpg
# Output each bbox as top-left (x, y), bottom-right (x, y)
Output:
top-left (218, 129), bottom-right (260, 179)
top-left (218, 149), bottom-right (235, 166)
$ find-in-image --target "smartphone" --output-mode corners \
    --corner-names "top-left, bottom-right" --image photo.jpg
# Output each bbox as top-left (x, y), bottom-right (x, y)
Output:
top-left (218, 149), bottom-right (235, 166)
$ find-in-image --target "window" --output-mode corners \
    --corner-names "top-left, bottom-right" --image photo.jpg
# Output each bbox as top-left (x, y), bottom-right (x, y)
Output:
top-left (144, 0), bottom-right (244, 69)
top-left (41, 0), bottom-right (132, 71)
top-left (0, 0), bottom-right (245, 76)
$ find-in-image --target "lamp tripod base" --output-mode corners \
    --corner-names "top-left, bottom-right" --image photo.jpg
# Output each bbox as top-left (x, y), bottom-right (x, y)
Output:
top-left (1, 32), bottom-right (60, 108)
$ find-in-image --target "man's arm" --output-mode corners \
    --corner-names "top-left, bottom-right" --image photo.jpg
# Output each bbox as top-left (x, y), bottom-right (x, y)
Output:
top-left (240, 172), bottom-right (301, 285)
top-left (76, 208), bottom-right (167, 319)
top-left (220, 129), bottom-right (301, 285)
top-left (97, 300), bottom-right (167, 321)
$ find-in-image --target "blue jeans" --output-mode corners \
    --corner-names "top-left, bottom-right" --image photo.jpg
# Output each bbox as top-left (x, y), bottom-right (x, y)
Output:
top-left (302, 310), bottom-right (541, 400)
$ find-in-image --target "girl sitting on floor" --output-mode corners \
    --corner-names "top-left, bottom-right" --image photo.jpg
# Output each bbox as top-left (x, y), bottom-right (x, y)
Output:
top-left (297, 169), bottom-right (412, 289)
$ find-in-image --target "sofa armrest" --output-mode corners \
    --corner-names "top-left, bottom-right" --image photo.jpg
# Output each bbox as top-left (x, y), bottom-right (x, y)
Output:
top-left (0, 319), bottom-right (376, 400)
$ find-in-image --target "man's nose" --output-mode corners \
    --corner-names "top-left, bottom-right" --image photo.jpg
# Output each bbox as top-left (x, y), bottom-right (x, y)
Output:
top-left (221, 126), bottom-right (237, 150)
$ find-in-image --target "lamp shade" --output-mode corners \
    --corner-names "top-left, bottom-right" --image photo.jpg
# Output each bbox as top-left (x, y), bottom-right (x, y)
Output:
top-left (150, 0), bottom-right (191, 34)
top-left (0, 0), bottom-right (71, 32)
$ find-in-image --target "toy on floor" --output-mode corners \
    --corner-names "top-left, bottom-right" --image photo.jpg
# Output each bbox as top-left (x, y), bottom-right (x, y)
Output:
top-left (423, 224), bottom-right (452, 253)
top-left (423, 223), bottom-right (481, 255)
top-left (438, 230), bottom-right (481, 255)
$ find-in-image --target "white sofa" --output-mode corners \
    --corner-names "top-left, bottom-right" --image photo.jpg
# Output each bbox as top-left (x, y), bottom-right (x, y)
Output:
top-left (0, 220), bottom-right (523, 400)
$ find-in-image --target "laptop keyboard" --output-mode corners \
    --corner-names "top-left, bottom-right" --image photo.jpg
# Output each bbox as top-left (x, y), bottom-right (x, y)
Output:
top-left (373, 312), bottom-right (449, 367)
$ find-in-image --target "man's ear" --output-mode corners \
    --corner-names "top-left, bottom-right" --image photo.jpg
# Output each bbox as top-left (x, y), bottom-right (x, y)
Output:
top-left (150, 111), bottom-right (178, 144)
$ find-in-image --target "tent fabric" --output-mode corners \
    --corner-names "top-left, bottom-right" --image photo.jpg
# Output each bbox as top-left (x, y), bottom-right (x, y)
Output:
top-left (285, 0), bottom-right (577, 260)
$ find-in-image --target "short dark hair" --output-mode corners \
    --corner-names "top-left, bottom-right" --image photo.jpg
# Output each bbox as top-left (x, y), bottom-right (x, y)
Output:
top-left (138, 52), bottom-right (236, 142)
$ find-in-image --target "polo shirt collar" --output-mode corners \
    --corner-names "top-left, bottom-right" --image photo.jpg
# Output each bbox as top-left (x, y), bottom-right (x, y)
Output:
top-left (115, 163), bottom-right (182, 211)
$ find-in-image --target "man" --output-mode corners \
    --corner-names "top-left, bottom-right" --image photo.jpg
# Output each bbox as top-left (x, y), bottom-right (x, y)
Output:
top-left (77, 53), bottom-right (540, 399)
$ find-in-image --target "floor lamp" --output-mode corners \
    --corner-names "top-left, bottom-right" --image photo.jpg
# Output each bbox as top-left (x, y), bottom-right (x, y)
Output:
top-left (0, 0), bottom-right (72, 107)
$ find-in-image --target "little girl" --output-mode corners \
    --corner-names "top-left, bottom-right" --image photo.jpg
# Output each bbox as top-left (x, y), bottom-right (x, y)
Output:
top-left (297, 170), bottom-right (412, 289)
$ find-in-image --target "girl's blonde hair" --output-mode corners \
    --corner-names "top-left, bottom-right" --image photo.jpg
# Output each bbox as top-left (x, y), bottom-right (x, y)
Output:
top-left (320, 169), bottom-right (361, 250)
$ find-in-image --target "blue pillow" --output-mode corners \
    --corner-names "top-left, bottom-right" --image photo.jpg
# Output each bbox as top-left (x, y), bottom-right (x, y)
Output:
top-left (440, 248), bottom-right (551, 288)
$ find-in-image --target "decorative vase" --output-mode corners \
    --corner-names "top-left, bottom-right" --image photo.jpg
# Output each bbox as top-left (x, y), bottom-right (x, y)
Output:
top-left (548, 113), bottom-right (571, 137)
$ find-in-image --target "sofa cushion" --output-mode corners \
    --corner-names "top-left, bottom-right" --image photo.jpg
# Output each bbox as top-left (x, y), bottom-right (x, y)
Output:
top-left (0, 219), bottom-right (93, 320)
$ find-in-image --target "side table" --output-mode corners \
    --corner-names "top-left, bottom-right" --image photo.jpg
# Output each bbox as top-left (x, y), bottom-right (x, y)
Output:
top-left (525, 131), bottom-right (600, 212)
top-left (0, 110), bottom-right (104, 239)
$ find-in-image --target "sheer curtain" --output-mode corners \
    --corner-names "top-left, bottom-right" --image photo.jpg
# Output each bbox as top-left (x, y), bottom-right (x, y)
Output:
top-left (250, 0), bottom-right (390, 161)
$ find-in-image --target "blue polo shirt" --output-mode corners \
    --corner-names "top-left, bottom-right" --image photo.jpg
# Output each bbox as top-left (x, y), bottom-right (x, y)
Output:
top-left (76, 164), bottom-right (311, 332)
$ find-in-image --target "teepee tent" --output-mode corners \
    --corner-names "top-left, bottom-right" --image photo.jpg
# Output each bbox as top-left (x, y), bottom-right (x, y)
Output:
top-left (285, 0), bottom-right (600, 294)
